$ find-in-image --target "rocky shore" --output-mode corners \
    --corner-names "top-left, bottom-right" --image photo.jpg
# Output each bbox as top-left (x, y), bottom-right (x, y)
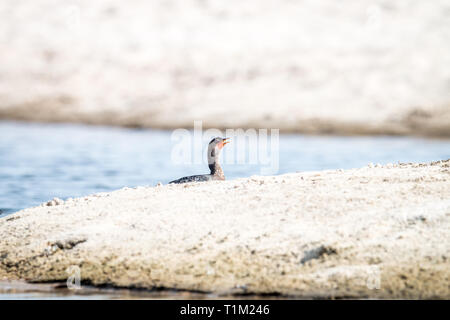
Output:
top-left (1, 160), bottom-right (449, 299)
top-left (1, 0), bottom-right (450, 137)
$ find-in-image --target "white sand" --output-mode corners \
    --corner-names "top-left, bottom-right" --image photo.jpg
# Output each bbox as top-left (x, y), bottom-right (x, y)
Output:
top-left (0, 160), bottom-right (449, 298)
top-left (0, 0), bottom-right (449, 136)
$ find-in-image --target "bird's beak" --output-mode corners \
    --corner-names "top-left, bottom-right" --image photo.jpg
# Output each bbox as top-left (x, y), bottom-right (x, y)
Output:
top-left (223, 138), bottom-right (230, 146)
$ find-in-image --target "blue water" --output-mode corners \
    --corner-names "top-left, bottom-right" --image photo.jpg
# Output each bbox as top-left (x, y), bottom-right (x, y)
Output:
top-left (1, 121), bottom-right (449, 216)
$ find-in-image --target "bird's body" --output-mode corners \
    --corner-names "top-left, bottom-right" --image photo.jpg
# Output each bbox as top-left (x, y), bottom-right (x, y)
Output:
top-left (169, 137), bottom-right (229, 184)
top-left (169, 174), bottom-right (213, 184)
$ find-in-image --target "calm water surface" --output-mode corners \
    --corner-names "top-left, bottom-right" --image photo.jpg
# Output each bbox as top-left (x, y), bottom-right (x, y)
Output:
top-left (1, 120), bottom-right (450, 216)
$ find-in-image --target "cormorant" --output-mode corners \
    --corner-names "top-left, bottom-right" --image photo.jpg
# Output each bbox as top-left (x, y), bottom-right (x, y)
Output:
top-left (169, 137), bottom-right (229, 184)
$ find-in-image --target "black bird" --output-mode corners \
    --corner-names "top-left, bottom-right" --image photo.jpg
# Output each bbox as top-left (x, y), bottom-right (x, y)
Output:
top-left (169, 137), bottom-right (229, 184)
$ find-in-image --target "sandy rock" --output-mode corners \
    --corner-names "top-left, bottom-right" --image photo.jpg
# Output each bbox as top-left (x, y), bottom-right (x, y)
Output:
top-left (0, 1), bottom-right (449, 137)
top-left (45, 198), bottom-right (64, 206)
top-left (0, 160), bottom-right (449, 298)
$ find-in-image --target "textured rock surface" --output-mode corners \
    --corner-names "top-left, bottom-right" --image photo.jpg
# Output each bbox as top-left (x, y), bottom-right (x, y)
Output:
top-left (1, 160), bottom-right (449, 298)
top-left (0, 0), bottom-right (450, 136)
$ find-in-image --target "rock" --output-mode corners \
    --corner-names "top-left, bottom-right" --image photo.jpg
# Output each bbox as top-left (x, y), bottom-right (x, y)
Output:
top-left (0, 1), bottom-right (449, 137)
top-left (0, 160), bottom-right (449, 298)
top-left (45, 198), bottom-right (63, 206)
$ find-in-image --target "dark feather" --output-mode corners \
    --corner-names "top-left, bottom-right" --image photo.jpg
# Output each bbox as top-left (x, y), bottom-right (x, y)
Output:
top-left (169, 174), bottom-right (212, 184)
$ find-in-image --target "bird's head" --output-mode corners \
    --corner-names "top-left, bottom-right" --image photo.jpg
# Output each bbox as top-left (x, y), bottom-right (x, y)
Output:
top-left (208, 137), bottom-right (229, 162)
top-left (209, 137), bottom-right (229, 150)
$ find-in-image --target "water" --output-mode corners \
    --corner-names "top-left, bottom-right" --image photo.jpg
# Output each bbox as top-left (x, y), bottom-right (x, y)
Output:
top-left (1, 121), bottom-right (449, 216)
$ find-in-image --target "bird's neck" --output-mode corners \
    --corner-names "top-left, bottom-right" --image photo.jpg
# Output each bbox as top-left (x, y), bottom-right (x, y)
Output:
top-left (208, 147), bottom-right (225, 179)
top-left (209, 162), bottom-right (224, 179)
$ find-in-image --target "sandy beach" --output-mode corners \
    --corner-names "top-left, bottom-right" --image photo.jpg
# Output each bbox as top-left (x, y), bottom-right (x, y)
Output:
top-left (0, 0), bottom-right (449, 137)
top-left (0, 160), bottom-right (449, 299)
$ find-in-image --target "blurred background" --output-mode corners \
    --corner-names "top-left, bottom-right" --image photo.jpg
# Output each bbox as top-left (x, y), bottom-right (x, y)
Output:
top-left (0, 0), bottom-right (449, 214)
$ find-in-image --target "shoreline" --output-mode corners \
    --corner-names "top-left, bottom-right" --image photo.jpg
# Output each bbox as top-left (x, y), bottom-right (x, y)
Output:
top-left (1, 1), bottom-right (450, 139)
top-left (1, 160), bottom-right (449, 299)
top-left (0, 280), bottom-right (317, 300)
top-left (1, 116), bottom-right (450, 139)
